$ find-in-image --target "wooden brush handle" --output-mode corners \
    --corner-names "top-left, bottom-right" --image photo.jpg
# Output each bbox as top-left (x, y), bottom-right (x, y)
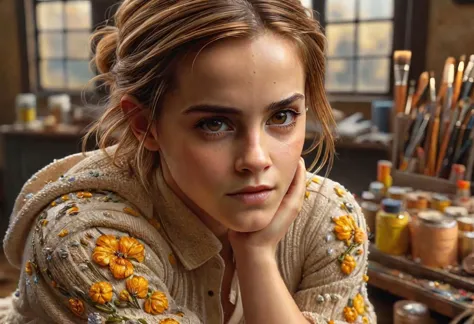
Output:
top-left (428, 118), bottom-right (440, 176)
top-left (436, 127), bottom-right (451, 175)
top-left (395, 85), bottom-right (408, 114)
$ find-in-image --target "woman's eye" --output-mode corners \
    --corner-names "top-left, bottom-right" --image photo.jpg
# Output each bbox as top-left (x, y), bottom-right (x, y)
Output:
top-left (267, 110), bottom-right (298, 126)
top-left (199, 119), bottom-right (231, 132)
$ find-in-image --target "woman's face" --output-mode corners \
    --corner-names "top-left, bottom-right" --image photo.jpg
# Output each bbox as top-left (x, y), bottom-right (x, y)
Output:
top-left (156, 32), bottom-right (306, 233)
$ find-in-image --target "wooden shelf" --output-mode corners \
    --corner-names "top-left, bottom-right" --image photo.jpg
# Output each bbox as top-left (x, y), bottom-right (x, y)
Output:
top-left (368, 245), bottom-right (474, 318)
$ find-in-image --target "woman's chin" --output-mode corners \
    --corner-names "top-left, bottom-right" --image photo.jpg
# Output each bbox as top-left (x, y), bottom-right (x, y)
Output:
top-left (227, 210), bottom-right (274, 233)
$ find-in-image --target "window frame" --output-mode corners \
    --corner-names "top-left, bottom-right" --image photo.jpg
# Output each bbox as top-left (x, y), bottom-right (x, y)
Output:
top-left (312, 0), bottom-right (430, 100)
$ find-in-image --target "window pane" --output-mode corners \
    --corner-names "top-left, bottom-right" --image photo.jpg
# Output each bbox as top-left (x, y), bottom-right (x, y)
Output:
top-left (359, 0), bottom-right (394, 20)
top-left (358, 21), bottom-right (393, 56)
top-left (67, 60), bottom-right (94, 89)
top-left (37, 2), bottom-right (64, 31)
top-left (66, 1), bottom-right (92, 30)
top-left (39, 32), bottom-right (64, 59)
top-left (40, 60), bottom-right (65, 89)
top-left (326, 0), bottom-right (356, 22)
top-left (326, 59), bottom-right (354, 92)
top-left (326, 23), bottom-right (355, 57)
top-left (67, 32), bottom-right (91, 59)
top-left (356, 58), bottom-right (390, 93)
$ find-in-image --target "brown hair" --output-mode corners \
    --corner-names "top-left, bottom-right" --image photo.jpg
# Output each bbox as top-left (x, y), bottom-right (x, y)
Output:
top-left (84, 0), bottom-right (335, 193)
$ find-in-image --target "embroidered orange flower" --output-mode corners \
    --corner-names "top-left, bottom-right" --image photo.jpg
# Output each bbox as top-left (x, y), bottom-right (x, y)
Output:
top-left (119, 289), bottom-right (131, 302)
top-left (168, 253), bottom-right (177, 266)
top-left (353, 294), bottom-right (365, 315)
top-left (92, 235), bottom-right (145, 279)
top-left (363, 274), bottom-right (369, 282)
top-left (341, 255), bottom-right (356, 275)
top-left (61, 195), bottom-right (70, 201)
top-left (144, 291), bottom-right (169, 315)
top-left (76, 191), bottom-right (92, 199)
top-left (363, 316), bottom-right (369, 323)
top-left (25, 261), bottom-right (33, 276)
top-left (343, 306), bottom-right (358, 323)
top-left (356, 249), bottom-right (363, 255)
top-left (126, 276), bottom-right (149, 299)
top-left (312, 177), bottom-right (321, 184)
top-left (149, 218), bottom-right (161, 230)
top-left (41, 220), bottom-right (49, 227)
top-left (160, 319), bottom-right (179, 324)
top-left (68, 298), bottom-right (85, 317)
top-left (354, 228), bottom-right (366, 244)
top-left (58, 229), bottom-right (69, 237)
top-left (89, 282), bottom-right (113, 305)
top-left (305, 191), bottom-right (310, 199)
top-left (328, 321), bottom-right (335, 324)
top-left (67, 206), bottom-right (79, 216)
top-left (333, 215), bottom-right (356, 242)
top-left (123, 207), bottom-right (140, 217)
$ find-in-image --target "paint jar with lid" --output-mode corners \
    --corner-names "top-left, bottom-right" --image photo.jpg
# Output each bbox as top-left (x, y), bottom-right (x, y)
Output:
top-left (15, 93), bottom-right (37, 125)
top-left (411, 211), bottom-right (458, 267)
top-left (430, 194), bottom-right (451, 212)
top-left (387, 186), bottom-right (406, 201)
top-left (375, 199), bottom-right (410, 255)
top-left (455, 180), bottom-right (471, 207)
top-left (48, 94), bottom-right (71, 125)
top-left (369, 181), bottom-right (384, 202)
top-left (444, 206), bottom-right (468, 220)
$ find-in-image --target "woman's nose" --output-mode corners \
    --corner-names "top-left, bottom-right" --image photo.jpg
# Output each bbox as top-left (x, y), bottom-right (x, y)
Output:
top-left (234, 132), bottom-right (272, 174)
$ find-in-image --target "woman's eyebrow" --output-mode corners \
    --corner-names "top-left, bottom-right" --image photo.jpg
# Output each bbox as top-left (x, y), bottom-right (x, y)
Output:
top-left (182, 93), bottom-right (305, 115)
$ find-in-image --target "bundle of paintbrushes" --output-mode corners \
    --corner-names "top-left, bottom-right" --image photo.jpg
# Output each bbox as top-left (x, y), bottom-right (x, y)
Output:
top-left (393, 51), bottom-right (474, 182)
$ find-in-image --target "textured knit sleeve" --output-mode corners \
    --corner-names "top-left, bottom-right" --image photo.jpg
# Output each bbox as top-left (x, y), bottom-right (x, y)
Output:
top-left (294, 178), bottom-right (376, 324)
top-left (16, 190), bottom-right (202, 324)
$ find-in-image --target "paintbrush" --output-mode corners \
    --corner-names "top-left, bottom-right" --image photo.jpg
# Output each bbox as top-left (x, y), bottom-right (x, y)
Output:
top-left (417, 147), bottom-right (426, 174)
top-left (393, 50), bottom-right (412, 114)
top-left (461, 64), bottom-right (474, 100)
top-left (438, 57), bottom-right (456, 103)
top-left (412, 72), bottom-right (430, 108)
top-left (453, 111), bottom-right (474, 164)
top-left (452, 55), bottom-right (466, 108)
top-left (400, 113), bottom-right (431, 171)
top-left (453, 109), bottom-right (474, 164)
top-left (427, 102), bottom-right (442, 176)
top-left (422, 72), bottom-right (437, 165)
top-left (404, 80), bottom-right (416, 115)
top-left (440, 63), bottom-right (456, 140)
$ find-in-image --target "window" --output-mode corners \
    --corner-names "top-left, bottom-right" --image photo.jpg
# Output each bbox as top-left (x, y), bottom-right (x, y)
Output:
top-left (309, 0), bottom-right (429, 98)
top-left (324, 0), bottom-right (394, 94)
top-left (34, 0), bottom-right (93, 91)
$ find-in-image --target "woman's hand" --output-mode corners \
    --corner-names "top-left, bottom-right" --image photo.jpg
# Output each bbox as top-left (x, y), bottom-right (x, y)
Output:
top-left (229, 157), bottom-right (307, 257)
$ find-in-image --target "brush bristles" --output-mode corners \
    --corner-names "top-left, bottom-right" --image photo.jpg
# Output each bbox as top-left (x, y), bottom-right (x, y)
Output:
top-left (448, 64), bottom-right (455, 84)
top-left (443, 57), bottom-right (456, 82)
top-left (394, 50), bottom-right (412, 65)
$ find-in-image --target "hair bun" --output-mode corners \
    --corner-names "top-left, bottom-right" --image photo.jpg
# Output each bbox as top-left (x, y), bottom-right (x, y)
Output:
top-left (92, 26), bottom-right (119, 74)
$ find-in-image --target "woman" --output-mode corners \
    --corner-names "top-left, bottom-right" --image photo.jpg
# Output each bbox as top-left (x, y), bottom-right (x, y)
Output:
top-left (1, 0), bottom-right (375, 323)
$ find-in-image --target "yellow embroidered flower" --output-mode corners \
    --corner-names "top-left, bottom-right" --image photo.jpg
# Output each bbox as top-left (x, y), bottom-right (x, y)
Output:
top-left (119, 289), bottom-right (131, 302)
top-left (363, 274), bottom-right (369, 282)
top-left (305, 191), bottom-right (310, 199)
top-left (25, 261), bottom-right (33, 276)
top-left (334, 187), bottom-right (345, 197)
top-left (58, 229), bottom-right (69, 237)
top-left (51, 201), bottom-right (57, 207)
top-left (328, 321), bottom-right (335, 324)
top-left (354, 228), bottom-right (366, 244)
top-left (89, 282), bottom-right (113, 305)
top-left (41, 219), bottom-right (49, 227)
top-left (343, 306), bottom-right (358, 323)
top-left (312, 177), bottom-right (321, 184)
top-left (356, 249), bottom-right (363, 255)
top-left (126, 276), bottom-right (149, 299)
top-left (92, 235), bottom-right (145, 279)
top-left (61, 195), bottom-right (70, 201)
top-left (168, 253), bottom-right (177, 266)
top-left (341, 255), bottom-right (356, 275)
top-left (333, 215), bottom-right (356, 242)
top-left (363, 316), bottom-right (369, 324)
top-left (123, 207), bottom-right (140, 217)
top-left (160, 319), bottom-right (179, 324)
top-left (144, 291), bottom-right (169, 315)
top-left (76, 191), bottom-right (93, 199)
top-left (353, 294), bottom-right (365, 315)
top-left (68, 298), bottom-right (85, 317)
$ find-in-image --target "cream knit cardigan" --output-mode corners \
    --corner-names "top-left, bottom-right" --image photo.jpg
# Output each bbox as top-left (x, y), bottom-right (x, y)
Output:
top-left (0, 148), bottom-right (376, 324)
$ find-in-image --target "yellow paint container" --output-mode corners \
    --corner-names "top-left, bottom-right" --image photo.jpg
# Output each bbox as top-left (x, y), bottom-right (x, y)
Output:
top-left (376, 199), bottom-right (410, 255)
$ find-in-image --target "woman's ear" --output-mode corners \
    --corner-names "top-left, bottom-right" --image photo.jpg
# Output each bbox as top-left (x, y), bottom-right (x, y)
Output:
top-left (120, 95), bottom-right (160, 151)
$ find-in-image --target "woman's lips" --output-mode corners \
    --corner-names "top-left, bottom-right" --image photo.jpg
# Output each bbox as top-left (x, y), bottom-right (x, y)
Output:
top-left (227, 188), bottom-right (273, 205)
